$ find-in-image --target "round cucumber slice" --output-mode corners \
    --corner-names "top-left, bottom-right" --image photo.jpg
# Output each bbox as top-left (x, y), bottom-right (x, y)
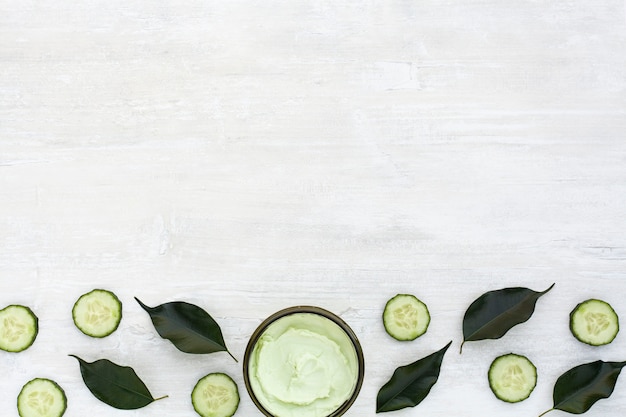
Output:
top-left (570, 299), bottom-right (619, 346)
top-left (192, 373), bottom-right (239, 417)
top-left (18, 378), bottom-right (67, 417)
top-left (488, 353), bottom-right (537, 403)
top-left (0, 305), bottom-right (38, 352)
top-left (72, 289), bottom-right (122, 338)
top-left (383, 294), bottom-right (430, 341)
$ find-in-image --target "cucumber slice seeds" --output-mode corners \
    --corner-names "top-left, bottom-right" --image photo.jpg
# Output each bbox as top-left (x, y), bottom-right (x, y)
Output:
top-left (570, 299), bottom-right (619, 346)
top-left (383, 294), bottom-right (430, 341)
top-left (488, 353), bottom-right (537, 403)
top-left (192, 373), bottom-right (239, 417)
top-left (18, 378), bottom-right (67, 417)
top-left (0, 305), bottom-right (38, 352)
top-left (72, 289), bottom-right (122, 338)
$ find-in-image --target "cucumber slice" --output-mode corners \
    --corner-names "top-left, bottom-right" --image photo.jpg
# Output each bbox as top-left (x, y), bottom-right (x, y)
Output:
top-left (72, 289), bottom-right (122, 338)
top-left (383, 294), bottom-right (430, 341)
top-left (0, 305), bottom-right (38, 352)
top-left (488, 353), bottom-right (537, 403)
top-left (18, 378), bottom-right (67, 417)
top-left (191, 373), bottom-right (239, 417)
top-left (570, 299), bottom-right (619, 346)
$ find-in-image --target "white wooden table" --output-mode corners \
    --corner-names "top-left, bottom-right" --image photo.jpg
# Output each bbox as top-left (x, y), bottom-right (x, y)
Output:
top-left (2, 1), bottom-right (626, 416)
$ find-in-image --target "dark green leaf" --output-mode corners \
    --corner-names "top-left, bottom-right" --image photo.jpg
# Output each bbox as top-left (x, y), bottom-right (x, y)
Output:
top-left (135, 297), bottom-right (236, 361)
top-left (376, 341), bottom-right (451, 413)
top-left (538, 360), bottom-right (626, 417)
top-left (70, 355), bottom-right (167, 409)
top-left (460, 283), bottom-right (554, 353)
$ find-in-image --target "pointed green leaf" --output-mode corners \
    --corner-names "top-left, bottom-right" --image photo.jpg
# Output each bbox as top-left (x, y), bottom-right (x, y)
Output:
top-left (70, 355), bottom-right (167, 409)
top-left (376, 341), bottom-right (451, 413)
top-left (539, 360), bottom-right (626, 417)
top-left (460, 283), bottom-right (554, 353)
top-left (135, 297), bottom-right (236, 361)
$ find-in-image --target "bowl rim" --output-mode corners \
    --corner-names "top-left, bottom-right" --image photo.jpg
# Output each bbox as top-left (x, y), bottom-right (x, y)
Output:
top-left (242, 305), bottom-right (365, 417)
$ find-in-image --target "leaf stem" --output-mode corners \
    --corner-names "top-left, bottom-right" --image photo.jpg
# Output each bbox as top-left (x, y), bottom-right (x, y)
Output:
top-left (459, 341), bottom-right (464, 354)
top-left (541, 283), bottom-right (556, 295)
top-left (153, 395), bottom-right (169, 402)
top-left (228, 350), bottom-right (238, 363)
top-left (538, 408), bottom-right (554, 417)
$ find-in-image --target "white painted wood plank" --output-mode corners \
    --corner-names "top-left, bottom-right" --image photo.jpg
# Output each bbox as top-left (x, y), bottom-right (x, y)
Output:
top-left (2, 1), bottom-right (626, 416)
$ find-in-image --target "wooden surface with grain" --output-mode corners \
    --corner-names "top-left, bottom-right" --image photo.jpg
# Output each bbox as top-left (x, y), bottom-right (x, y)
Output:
top-left (2, 1), bottom-right (626, 416)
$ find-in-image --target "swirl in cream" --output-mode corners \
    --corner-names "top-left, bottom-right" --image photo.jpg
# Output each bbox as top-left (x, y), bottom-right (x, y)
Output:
top-left (248, 312), bottom-right (359, 417)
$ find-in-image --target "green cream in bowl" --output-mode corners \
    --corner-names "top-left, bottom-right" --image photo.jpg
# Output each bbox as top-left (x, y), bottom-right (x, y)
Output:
top-left (243, 306), bottom-right (364, 417)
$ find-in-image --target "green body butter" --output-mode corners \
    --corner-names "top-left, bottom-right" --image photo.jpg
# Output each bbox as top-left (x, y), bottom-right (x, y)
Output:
top-left (248, 312), bottom-right (359, 417)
